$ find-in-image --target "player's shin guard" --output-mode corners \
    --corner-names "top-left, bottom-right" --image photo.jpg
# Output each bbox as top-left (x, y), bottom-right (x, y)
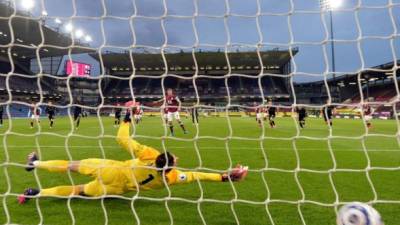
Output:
top-left (76, 118), bottom-right (80, 128)
top-left (169, 125), bottom-right (174, 136)
top-left (30, 121), bottom-right (33, 128)
top-left (50, 120), bottom-right (54, 127)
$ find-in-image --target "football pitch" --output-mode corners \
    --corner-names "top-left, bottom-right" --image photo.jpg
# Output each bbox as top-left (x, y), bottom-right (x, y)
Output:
top-left (0, 115), bottom-right (400, 225)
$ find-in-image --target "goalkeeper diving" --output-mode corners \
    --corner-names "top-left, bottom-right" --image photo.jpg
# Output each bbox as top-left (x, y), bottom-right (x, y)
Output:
top-left (18, 116), bottom-right (248, 203)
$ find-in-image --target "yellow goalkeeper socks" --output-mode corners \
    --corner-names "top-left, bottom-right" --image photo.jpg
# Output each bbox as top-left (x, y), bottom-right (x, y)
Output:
top-left (41, 186), bottom-right (80, 196)
top-left (35, 160), bottom-right (69, 172)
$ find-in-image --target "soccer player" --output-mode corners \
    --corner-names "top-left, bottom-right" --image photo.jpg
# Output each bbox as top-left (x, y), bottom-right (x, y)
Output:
top-left (191, 107), bottom-right (199, 124)
top-left (267, 100), bottom-right (277, 128)
top-left (321, 100), bottom-right (335, 127)
top-left (157, 88), bottom-right (187, 136)
top-left (46, 101), bottom-right (56, 128)
top-left (296, 106), bottom-right (307, 128)
top-left (28, 102), bottom-right (41, 128)
top-left (133, 103), bottom-right (143, 124)
top-left (18, 118), bottom-right (248, 203)
top-left (114, 104), bottom-right (122, 127)
top-left (254, 102), bottom-right (265, 127)
top-left (73, 105), bottom-right (82, 129)
top-left (363, 101), bottom-right (374, 129)
top-left (0, 105), bottom-right (3, 127)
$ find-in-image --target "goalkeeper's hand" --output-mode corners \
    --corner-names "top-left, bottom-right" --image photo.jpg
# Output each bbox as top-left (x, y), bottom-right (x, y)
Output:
top-left (222, 165), bottom-right (248, 182)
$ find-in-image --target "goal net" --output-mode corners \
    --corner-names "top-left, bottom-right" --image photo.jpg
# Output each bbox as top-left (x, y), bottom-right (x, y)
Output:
top-left (0, 0), bottom-right (399, 224)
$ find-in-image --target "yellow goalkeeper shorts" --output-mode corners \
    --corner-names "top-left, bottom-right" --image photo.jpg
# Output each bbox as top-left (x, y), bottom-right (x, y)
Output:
top-left (78, 159), bottom-right (129, 196)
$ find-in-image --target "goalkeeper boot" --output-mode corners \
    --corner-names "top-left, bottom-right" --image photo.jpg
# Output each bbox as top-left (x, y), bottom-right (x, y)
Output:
top-left (18, 188), bottom-right (39, 204)
top-left (25, 152), bottom-right (38, 172)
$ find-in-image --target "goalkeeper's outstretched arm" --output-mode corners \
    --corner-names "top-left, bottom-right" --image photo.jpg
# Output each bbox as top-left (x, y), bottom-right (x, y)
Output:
top-left (116, 121), bottom-right (160, 160)
top-left (167, 165), bottom-right (248, 185)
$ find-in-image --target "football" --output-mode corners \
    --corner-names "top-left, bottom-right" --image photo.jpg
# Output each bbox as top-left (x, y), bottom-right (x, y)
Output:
top-left (337, 202), bottom-right (384, 225)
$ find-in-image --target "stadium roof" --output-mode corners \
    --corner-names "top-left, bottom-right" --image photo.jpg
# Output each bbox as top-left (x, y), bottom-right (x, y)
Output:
top-left (0, 2), bottom-right (92, 60)
top-left (296, 60), bottom-right (400, 87)
top-left (90, 48), bottom-right (298, 75)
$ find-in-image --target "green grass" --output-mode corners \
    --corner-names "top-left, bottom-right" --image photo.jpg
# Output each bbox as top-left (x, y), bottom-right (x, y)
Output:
top-left (0, 115), bottom-right (400, 225)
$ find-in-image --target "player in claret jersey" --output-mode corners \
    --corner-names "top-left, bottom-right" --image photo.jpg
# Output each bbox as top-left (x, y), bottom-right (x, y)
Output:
top-left (133, 103), bottom-right (143, 124)
top-left (28, 102), bottom-right (41, 129)
top-left (363, 101), bottom-right (374, 129)
top-left (158, 88), bottom-right (187, 136)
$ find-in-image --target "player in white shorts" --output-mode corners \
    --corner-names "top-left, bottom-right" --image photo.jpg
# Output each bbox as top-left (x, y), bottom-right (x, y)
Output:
top-left (28, 103), bottom-right (41, 128)
top-left (133, 104), bottom-right (143, 124)
top-left (254, 102), bottom-right (266, 127)
top-left (157, 88), bottom-right (187, 136)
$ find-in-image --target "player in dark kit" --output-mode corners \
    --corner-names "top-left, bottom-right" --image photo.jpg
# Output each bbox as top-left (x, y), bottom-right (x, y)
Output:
top-left (267, 100), bottom-right (277, 128)
top-left (73, 105), bottom-right (82, 130)
top-left (321, 101), bottom-right (335, 127)
top-left (114, 104), bottom-right (122, 127)
top-left (156, 88), bottom-right (187, 136)
top-left (0, 105), bottom-right (3, 127)
top-left (46, 101), bottom-right (56, 128)
top-left (191, 107), bottom-right (199, 124)
top-left (296, 107), bottom-right (307, 128)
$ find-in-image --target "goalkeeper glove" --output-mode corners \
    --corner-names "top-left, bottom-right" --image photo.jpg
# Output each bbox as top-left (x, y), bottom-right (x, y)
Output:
top-left (222, 165), bottom-right (248, 182)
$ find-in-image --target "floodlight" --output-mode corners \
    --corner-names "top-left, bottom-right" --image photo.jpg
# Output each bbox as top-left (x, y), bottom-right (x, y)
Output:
top-left (64, 23), bottom-right (73, 32)
top-left (84, 35), bottom-right (92, 42)
top-left (21, 0), bottom-right (34, 10)
top-left (75, 29), bottom-right (84, 38)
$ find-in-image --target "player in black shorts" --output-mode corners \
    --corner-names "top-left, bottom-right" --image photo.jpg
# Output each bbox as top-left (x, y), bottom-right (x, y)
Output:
top-left (0, 105), bottom-right (3, 127)
top-left (296, 107), bottom-right (307, 128)
top-left (114, 104), bottom-right (122, 127)
top-left (74, 105), bottom-right (82, 130)
top-left (191, 107), bottom-right (199, 124)
top-left (321, 101), bottom-right (335, 127)
top-left (267, 100), bottom-right (277, 128)
top-left (46, 101), bottom-right (56, 128)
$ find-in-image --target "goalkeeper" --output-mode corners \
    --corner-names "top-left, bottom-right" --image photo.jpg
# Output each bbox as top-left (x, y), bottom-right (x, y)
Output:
top-left (18, 117), bottom-right (248, 203)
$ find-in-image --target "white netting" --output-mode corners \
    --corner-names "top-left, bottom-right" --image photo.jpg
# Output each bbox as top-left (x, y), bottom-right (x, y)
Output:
top-left (1, 0), bottom-right (400, 224)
